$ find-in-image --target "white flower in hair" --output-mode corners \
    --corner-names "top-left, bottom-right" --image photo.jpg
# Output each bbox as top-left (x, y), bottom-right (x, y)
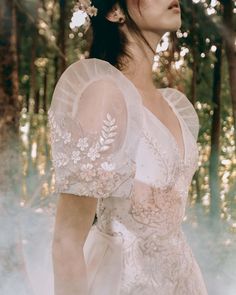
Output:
top-left (70, 10), bottom-right (87, 29)
top-left (70, 0), bottom-right (98, 32)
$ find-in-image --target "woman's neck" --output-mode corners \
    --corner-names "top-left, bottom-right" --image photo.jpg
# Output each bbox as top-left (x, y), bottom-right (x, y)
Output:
top-left (120, 29), bottom-right (162, 93)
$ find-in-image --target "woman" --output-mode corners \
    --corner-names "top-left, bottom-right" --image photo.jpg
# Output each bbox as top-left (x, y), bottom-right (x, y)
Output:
top-left (48, 0), bottom-right (208, 294)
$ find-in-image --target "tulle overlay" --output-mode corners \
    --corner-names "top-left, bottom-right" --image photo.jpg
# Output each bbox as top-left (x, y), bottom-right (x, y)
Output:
top-left (48, 58), bottom-right (208, 295)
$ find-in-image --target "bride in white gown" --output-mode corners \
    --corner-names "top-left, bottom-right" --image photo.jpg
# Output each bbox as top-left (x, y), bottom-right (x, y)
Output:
top-left (49, 1), bottom-right (208, 294)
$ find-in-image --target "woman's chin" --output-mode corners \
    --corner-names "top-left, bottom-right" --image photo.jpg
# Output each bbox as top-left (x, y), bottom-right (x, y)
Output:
top-left (169, 22), bottom-right (182, 32)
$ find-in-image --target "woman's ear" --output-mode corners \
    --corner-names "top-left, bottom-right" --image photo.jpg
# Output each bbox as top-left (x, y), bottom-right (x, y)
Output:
top-left (105, 3), bottom-right (126, 23)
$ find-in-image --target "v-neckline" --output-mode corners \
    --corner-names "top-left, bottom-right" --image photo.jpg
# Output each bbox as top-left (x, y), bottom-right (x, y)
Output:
top-left (142, 89), bottom-right (186, 165)
top-left (99, 59), bottom-right (186, 165)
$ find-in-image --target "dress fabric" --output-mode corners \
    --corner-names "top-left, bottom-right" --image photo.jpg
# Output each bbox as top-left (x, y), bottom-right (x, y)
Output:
top-left (48, 58), bottom-right (208, 295)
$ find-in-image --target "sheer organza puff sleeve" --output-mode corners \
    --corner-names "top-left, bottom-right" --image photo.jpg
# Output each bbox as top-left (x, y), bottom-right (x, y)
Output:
top-left (48, 58), bottom-right (143, 199)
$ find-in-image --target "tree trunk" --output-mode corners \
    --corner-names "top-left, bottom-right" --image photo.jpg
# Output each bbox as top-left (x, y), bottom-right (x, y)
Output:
top-left (29, 26), bottom-right (37, 113)
top-left (190, 46), bottom-right (198, 106)
top-left (194, 169), bottom-right (201, 203)
top-left (43, 67), bottom-right (48, 113)
top-left (190, 3), bottom-right (198, 105)
top-left (34, 88), bottom-right (40, 114)
top-left (221, 0), bottom-right (236, 151)
top-left (0, 0), bottom-right (21, 190)
top-left (209, 43), bottom-right (222, 217)
top-left (54, 55), bottom-right (59, 89)
top-left (59, 0), bottom-right (67, 74)
top-left (26, 91), bottom-right (30, 112)
top-left (0, 1), bottom-right (33, 293)
top-left (0, 0), bottom-right (20, 136)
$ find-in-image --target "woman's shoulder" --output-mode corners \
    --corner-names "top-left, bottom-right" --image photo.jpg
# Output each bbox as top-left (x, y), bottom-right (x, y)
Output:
top-left (161, 87), bottom-right (200, 141)
top-left (49, 58), bottom-right (124, 115)
top-left (50, 58), bottom-right (144, 117)
top-left (60, 57), bottom-right (110, 75)
top-left (56, 58), bottom-right (148, 97)
top-left (52, 58), bottom-right (142, 103)
top-left (57, 57), bottom-right (129, 86)
top-left (54, 58), bottom-right (116, 92)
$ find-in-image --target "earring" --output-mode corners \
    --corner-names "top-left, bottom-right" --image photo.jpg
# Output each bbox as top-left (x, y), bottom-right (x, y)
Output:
top-left (119, 17), bottom-right (125, 23)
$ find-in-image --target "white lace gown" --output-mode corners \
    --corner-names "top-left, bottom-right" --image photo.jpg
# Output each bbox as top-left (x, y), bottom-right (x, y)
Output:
top-left (48, 58), bottom-right (208, 295)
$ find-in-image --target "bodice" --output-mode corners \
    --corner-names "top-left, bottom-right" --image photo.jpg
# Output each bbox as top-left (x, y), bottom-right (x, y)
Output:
top-left (95, 94), bottom-right (199, 245)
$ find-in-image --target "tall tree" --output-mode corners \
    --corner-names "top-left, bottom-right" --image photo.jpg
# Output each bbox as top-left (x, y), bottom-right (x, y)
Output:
top-left (30, 24), bottom-right (38, 113)
top-left (0, 0), bottom-right (21, 193)
top-left (209, 42), bottom-right (223, 216)
top-left (58, 0), bottom-right (67, 74)
top-left (0, 0), bottom-right (20, 137)
top-left (220, 0), bottom-right (236, 148)
top-left (0, 1), bottom-right (33, 293)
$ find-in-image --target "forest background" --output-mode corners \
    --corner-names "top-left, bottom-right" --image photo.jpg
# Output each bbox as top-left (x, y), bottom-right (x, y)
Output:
top-left (0, 0), bottom-right (236, 295)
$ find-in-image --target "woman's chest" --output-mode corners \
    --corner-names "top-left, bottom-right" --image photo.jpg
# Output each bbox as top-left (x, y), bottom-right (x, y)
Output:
top-left (134, 113), bottom-right (199, 189)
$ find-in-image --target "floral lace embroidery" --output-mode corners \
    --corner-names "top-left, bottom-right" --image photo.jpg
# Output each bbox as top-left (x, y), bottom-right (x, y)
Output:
top-left (142, 130), bottom-right (181, 188)
top-left (142, 128), bottom-right (198, 189)
top-left (48, 110), bottom-right (135, 198)
top-left (92, 127), bottom-right (206, 294)
top-left (129, 186), bottom-right (185, 236)
top-left (125, 130), bottom-right (195, 237)
top-left (49, 111), bottom-right (118, 166)
top-left (119, 230), bottom-right (203, 295)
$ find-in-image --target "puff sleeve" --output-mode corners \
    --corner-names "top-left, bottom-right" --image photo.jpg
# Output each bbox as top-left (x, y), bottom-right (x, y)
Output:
top-left (162, 88), bottom-right (200, 142)
top-left (48, 64), bottom-right (136, 199)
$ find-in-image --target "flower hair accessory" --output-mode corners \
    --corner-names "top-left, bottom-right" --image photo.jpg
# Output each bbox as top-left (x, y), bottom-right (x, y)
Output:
top-left (70, 0), bottom-right (98, 33)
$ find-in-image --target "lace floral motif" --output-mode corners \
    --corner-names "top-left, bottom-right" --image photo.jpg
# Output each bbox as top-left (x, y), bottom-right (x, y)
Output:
top-left (119, 243), bottom-right (207, 295)
top-left (142, 130), bottom-right (181, 188)
top-left (48, 109), bottom-right (135, 198)
top-left (119, 230), bottom-right (204, 295)
top-left (129, 186), bottom-right (185, 236)
top-left (49, 111), bottom-right (118, 165)
top-left (142, 128), bottom-right (199, 191)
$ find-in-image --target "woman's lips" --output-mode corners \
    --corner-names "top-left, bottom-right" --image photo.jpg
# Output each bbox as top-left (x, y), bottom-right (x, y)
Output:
top-left (168, 6), bottom-right (181, 13)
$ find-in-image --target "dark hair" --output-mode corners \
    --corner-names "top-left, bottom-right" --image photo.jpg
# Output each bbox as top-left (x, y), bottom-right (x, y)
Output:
top-left (88, 0), bottom-right (156, 70)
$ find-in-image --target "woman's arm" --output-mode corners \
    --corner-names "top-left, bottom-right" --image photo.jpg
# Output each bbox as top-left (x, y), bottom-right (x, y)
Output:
top-left (48, 70), bottom-right (130, 294)
top-left (52, 194), bottom-right (97, 295)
